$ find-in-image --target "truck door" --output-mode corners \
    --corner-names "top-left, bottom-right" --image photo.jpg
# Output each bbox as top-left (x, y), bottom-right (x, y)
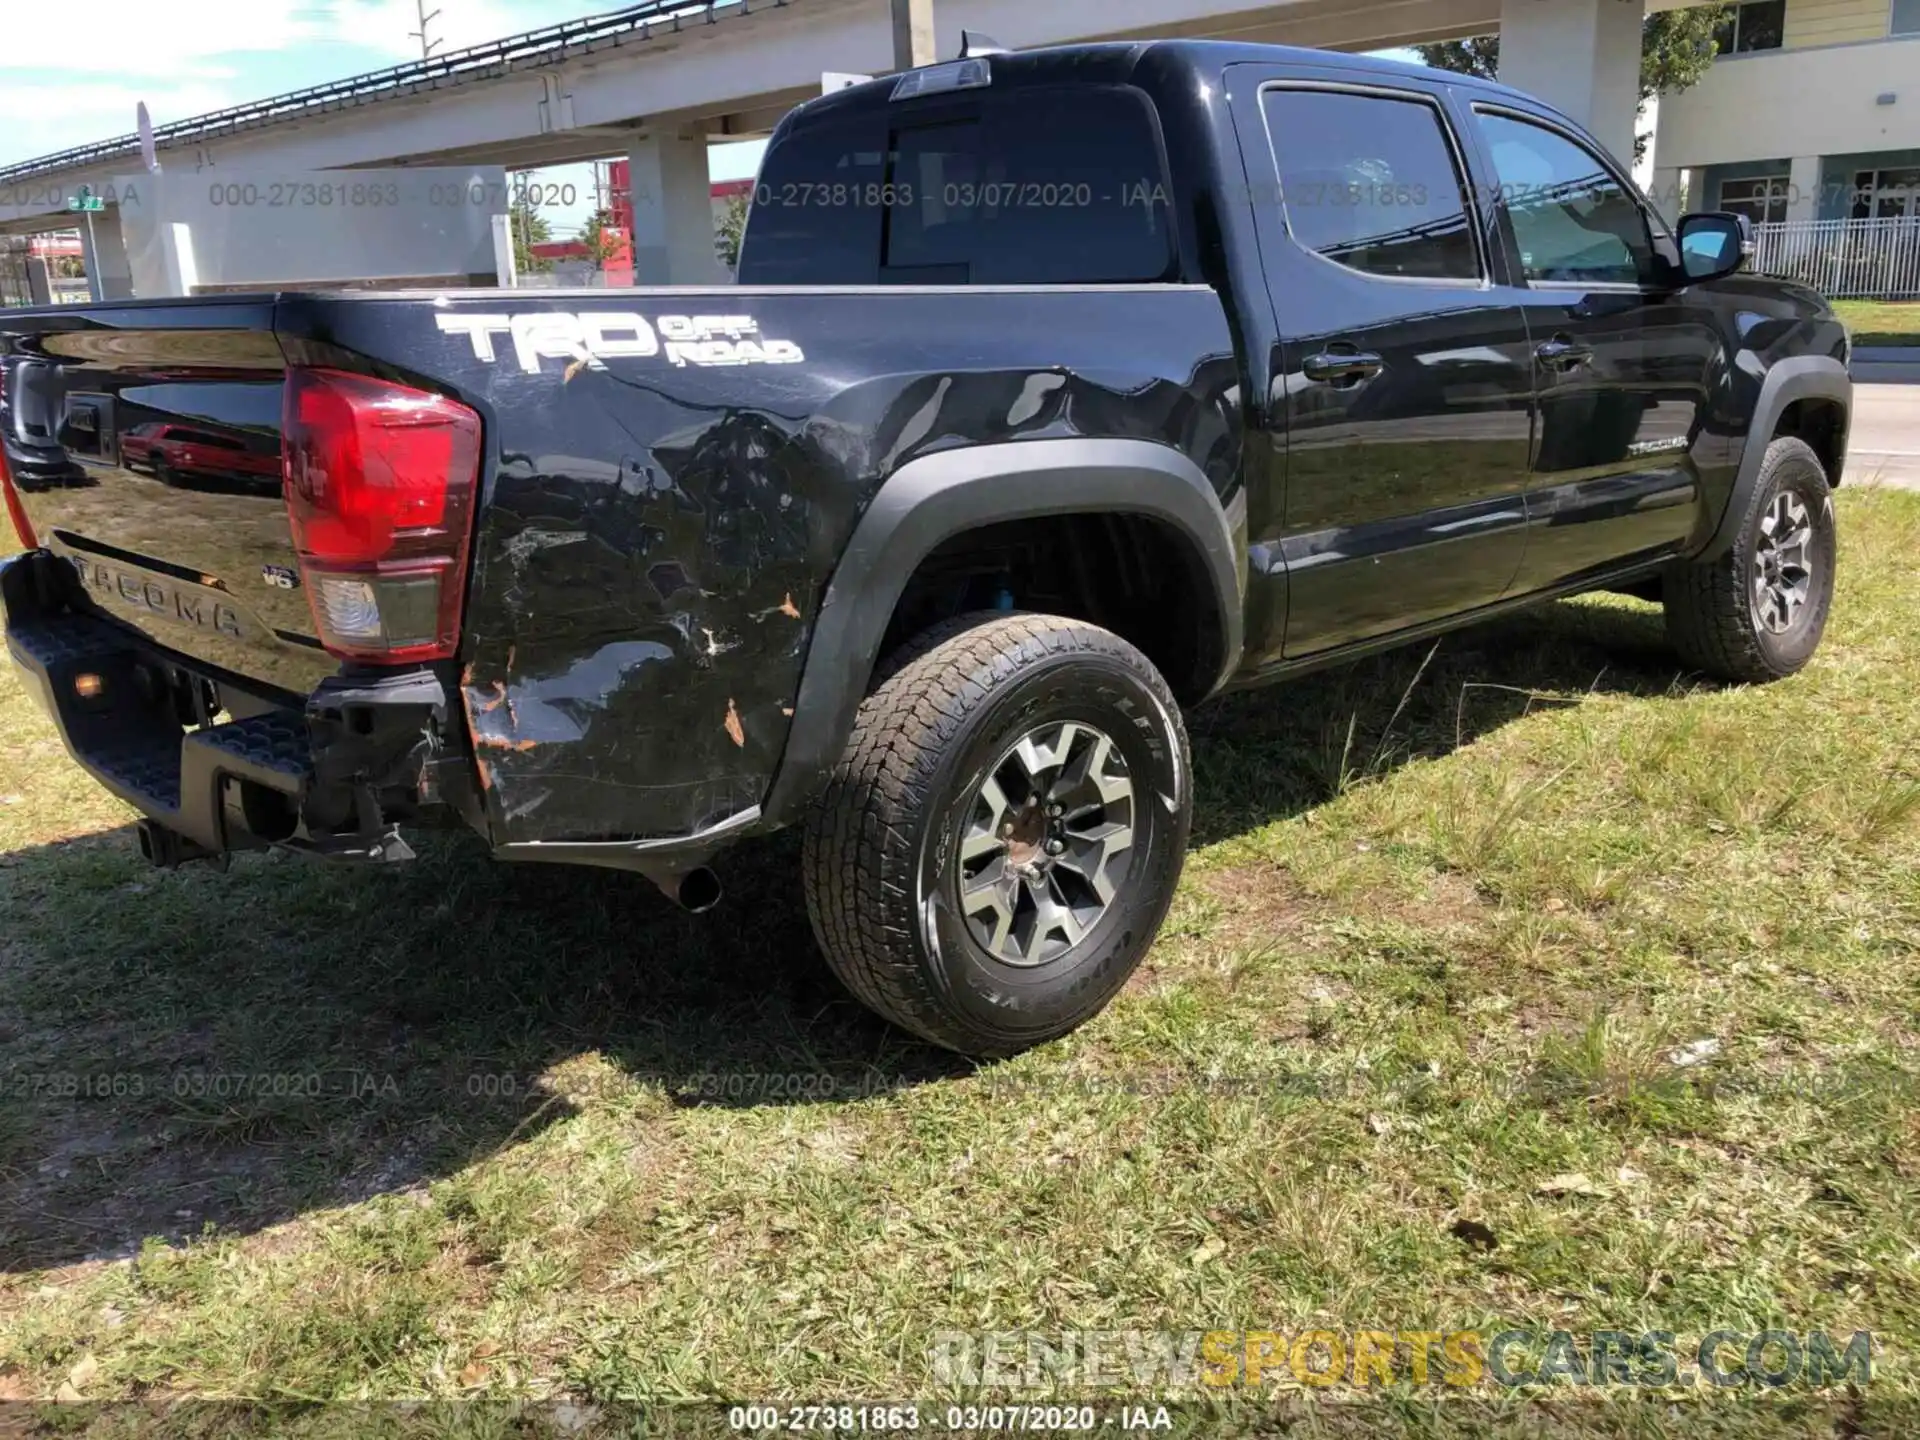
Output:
top-left (1228, 68), bottom-right (1538, 660)
top-left (1463, 104), bottom-right (1720, 593)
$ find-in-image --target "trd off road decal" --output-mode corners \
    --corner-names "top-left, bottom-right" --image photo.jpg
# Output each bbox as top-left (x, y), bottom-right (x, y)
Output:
top-left (435, 311), bottom-right (805, 374)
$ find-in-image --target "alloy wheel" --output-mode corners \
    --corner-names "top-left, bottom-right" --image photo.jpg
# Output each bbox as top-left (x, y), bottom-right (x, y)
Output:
top-left (1752, 490), bottom-right (1816, 635)
top-left (956, 721), bottom-right (1136, 966)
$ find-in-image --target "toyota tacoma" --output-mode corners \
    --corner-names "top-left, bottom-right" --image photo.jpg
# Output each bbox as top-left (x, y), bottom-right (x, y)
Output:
top-left (0, 40), bottom-right (1851, 1057)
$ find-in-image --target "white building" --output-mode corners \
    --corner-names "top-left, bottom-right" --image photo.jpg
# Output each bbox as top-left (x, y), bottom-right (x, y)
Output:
top-left (1652, 0), bottom-right (1920, 224)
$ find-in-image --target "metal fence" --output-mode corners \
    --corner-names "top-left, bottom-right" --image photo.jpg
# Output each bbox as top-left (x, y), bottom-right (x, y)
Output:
top-left (1751, 217), bottom-right (1920, 301)
top-left (0, 239), bottom-right (30, 308)
top-left (0, 240), bottom-right (95, 308)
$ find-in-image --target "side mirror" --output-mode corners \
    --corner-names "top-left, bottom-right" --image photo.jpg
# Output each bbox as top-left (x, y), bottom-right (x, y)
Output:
top-left (1676, 212), bottom-right (1752, 284)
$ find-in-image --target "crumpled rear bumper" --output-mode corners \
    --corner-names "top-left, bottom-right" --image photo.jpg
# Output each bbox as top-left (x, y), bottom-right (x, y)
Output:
top-left (2, 547), bottom-right (459, 864)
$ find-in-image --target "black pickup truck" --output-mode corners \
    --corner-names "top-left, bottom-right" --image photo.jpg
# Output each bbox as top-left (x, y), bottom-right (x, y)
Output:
top-left (1, 40), bottom-right (1851, 1058)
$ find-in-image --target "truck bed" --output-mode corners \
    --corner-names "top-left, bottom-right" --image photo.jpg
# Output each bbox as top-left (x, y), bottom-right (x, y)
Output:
top-left (3, 285), bottom-right (1240, 850)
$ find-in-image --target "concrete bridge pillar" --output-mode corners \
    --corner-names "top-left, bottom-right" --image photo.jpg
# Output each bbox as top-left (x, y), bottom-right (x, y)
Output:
top-left (893, 0), bottom-right (936, 70)
top-left (1498, 0), bottom-right (1646, 165)
top-left (79, 207), bottom-right (136, 301)
top-left (626, 131), bottom-right (723, 286)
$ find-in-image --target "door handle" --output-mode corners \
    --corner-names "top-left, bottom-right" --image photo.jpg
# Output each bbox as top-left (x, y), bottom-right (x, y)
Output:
top-left (1302, 351), bottom-right (1385, 386)
top-left (1536, 337), bottom-right (1593, 372)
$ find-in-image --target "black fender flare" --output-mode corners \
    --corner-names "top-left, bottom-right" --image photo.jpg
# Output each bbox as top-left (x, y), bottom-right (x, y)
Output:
top-left (761, 438), bottom-right (1246, 827)
top-left (1695, 354), bottom-right (1850, 562)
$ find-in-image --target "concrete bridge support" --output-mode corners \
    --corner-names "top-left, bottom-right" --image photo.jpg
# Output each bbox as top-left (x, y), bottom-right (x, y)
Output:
top-left (1497, 0), bottom-right (1645, 163)
top-left (893, 0), bottom-right (938, 68)
top-left (626, 131), bottom-right (725, 285)
top-left (77, 208), bottom-right (136, 301)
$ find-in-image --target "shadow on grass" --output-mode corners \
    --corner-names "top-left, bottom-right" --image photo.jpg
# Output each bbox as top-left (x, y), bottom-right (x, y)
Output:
top-left (0, 596), bottom-right (1690, 1271)
top-left (1187, 593), bottom-right (1689, 845)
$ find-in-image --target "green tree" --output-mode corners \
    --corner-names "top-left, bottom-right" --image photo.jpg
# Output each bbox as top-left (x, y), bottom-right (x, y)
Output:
top-left (1416, 5), bottom-right (1731, 161)
top-left (510, 196), bottom-right (554, 277)
top-left (715, 194), bottom-right (750, 272)
top-left (575, 207), bottom-right (622, 268)
top-left (1415, 33), bottom-right (1500, 81)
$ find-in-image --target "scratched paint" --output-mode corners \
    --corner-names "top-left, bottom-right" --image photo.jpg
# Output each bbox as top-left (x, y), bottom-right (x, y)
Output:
top-left (465, 641), bottom-right (675, 750)
top-left (284, 286), bottom-right (1242, 846)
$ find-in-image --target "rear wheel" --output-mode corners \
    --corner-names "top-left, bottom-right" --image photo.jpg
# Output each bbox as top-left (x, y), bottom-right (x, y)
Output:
top-left (1663, 436), bottom-right (1837, 683)
top-left (802, 613), bottom-right (1190, 1058)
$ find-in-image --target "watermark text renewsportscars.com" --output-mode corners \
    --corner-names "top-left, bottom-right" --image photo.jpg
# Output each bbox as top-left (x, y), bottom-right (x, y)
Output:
top-left (932, 1329), bottom-right (1873, 1392)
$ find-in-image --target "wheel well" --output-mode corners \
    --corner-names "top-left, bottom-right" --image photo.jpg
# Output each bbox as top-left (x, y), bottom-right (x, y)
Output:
top-left (878, 513), bottom-right (1227, 706)
top-left (1774, 398), bottom-right (1847, 485)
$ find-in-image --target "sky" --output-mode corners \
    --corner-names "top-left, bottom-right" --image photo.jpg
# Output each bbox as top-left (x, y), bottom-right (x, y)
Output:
top-left (0, 0), bottom-right (768, 234)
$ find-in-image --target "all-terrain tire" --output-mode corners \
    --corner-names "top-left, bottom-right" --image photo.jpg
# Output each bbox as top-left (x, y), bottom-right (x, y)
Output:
top-left (1663, 436), bottom-right (1837, 683)
top-left (802, 613), bottom-right (1191, 1058)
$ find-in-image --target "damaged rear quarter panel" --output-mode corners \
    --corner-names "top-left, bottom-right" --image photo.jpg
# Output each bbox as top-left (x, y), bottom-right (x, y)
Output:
top-left (290, 287), bottom-right (1239, 846)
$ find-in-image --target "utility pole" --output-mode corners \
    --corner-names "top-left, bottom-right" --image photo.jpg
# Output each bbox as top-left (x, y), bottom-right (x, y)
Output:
top-left (890, 0), bottom-right (935, 71)
top-left (410, 0), bottom-right (443, 60)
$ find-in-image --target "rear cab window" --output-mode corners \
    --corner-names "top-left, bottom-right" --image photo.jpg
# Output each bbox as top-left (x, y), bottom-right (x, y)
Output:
top-left (739, 82), bottom-right (1176, 286)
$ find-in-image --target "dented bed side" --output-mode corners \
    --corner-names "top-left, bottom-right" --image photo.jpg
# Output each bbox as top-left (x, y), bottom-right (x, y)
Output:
top-left (282, 288), bottom-right (1240, 848)
top-left (1, 287), bottom-right (1238, 860)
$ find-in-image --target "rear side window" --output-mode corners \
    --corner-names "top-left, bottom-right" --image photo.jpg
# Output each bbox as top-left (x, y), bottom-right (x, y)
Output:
top-left (739, 85), bottom-right (1174, 286)
top-left (737, 115), bottom-right (890, 285)
top-left (1260, 87), bottom-right (1480, 282)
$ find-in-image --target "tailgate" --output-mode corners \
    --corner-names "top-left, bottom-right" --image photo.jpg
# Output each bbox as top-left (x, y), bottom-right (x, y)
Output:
top-left (1, 306), bottom-right (329, 696)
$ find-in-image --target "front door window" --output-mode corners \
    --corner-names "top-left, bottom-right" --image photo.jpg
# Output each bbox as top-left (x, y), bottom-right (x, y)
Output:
top-left (1475, 111), bottom-right (1656, 287)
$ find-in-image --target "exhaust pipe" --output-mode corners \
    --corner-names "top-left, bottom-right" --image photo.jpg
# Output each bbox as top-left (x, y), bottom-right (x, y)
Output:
top-left (675, 866), bottom-right (724, 915)
top-left (135, 818), bottom-right (218, 869)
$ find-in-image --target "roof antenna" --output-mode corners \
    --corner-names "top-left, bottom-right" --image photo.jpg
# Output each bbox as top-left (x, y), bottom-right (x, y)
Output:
top-left (959, 30), bottom-right (1008, 58)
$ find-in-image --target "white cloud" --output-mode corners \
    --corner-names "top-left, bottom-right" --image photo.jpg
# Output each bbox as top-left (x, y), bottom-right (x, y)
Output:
top-left (0, 0), bottom-right (316, 76)
top-left (0, 0), bottom-right (312, 164)
top-left (0, 81), bottom-right (241, 165)
top-left (0, 0), bottom-right (529, 75)
top-left (0, 82), bottom-right (236, 125)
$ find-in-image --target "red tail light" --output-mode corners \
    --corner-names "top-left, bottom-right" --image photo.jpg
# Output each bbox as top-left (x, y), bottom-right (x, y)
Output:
top-left (0, 431), bottom-right (37, 551)
top-left (281, 367), bottom-right (482, 664)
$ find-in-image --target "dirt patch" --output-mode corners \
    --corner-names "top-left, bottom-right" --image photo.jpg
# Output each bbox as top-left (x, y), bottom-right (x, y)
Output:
top-left (4, 1116), bottom-right (312, 1270)
top-left (1417, 870), bottom-right (1493, 930)
top-left (1193, 862), bottom-right (1314, 948)
top-left (1195, 860), bottom-right (1490, 947)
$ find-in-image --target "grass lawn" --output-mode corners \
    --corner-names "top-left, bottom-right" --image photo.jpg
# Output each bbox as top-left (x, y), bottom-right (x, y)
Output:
top-left (2, 492), bottom-right (1917, 1434)
top-left (1832, 299), bottom-right (1920, 348)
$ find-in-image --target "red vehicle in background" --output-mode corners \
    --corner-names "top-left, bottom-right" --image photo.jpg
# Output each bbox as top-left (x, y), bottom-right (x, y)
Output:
top-left (119, 421), bottom-right (278, 487)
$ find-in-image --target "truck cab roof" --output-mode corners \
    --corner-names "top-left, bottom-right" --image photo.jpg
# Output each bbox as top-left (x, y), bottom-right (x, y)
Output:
top-left (795, 36), bottom-right (1528, 124)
